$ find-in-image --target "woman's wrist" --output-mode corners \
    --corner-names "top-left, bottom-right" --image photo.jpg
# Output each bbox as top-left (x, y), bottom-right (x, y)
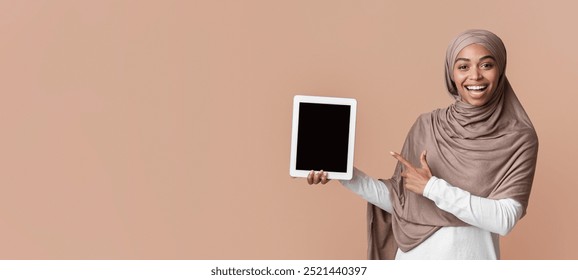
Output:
top-left (423, 176), bottom-right (439, 198)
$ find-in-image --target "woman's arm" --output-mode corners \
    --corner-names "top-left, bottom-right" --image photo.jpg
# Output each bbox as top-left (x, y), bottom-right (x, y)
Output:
top-left (390, 150), bottom-right (524, 236)
top-left (424, 177), bottom-right (523, 236)
top-left (339, 168), bottom-right (393, 213)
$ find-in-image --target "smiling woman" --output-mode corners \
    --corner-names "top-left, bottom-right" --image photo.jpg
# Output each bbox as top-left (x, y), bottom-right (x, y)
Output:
top-left (452, 44), bottom-right (499, 106)
top-left (307, 29), bottom-right (539, 260)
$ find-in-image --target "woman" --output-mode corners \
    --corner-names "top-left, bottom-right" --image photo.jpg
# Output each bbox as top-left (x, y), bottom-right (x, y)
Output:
top-left (307, 29), bottom-right (538, 259)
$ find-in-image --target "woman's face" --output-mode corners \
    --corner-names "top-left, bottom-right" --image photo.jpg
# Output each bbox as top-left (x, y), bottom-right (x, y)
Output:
top-left (452, 44), bottom-right (499, 106)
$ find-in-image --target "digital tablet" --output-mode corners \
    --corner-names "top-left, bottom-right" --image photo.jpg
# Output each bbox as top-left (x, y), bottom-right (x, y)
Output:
top-left (289, 95), bottom-right (357, 180)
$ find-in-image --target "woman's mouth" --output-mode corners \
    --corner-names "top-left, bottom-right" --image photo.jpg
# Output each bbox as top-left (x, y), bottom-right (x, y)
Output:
top-left (465, 85), bottom-right (488, 91)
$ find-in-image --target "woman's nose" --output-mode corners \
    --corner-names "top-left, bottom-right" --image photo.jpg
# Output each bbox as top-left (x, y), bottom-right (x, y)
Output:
top-left (469, 68), bottom-right (482, 80)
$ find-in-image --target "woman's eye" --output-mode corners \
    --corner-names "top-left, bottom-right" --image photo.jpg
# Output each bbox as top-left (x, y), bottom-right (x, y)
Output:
top-left (457, 65), bottom-right (468, 70)
top-left (481, 63), bottom-right (494, 69)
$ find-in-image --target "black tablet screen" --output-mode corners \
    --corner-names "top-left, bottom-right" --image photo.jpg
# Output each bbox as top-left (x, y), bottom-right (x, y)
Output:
top-left (296, 102), bottom-right (350, 172)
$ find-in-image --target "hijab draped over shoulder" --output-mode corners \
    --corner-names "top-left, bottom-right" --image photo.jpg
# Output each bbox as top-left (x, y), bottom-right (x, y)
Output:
top-left (367, 29), bottom-right (539, 259)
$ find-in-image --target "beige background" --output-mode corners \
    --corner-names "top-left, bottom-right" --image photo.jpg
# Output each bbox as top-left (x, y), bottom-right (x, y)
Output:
top-left (0, 0), bottom-right (576, 259)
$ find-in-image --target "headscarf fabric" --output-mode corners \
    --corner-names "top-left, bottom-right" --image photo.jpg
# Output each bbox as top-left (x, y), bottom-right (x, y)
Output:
top-left (368, 29), bottom-right (539, 259)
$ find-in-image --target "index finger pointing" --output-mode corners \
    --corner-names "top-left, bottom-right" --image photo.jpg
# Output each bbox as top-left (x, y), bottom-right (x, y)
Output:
top-left (390, 151), bottom-right (415, 169)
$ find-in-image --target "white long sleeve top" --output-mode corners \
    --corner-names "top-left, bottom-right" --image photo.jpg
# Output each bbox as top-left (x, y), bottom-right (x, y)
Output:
top-left (340, 167), bottom-right (524, 259)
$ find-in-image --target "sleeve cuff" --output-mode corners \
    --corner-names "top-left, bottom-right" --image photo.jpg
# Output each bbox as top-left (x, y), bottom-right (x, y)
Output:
top-left (423, 176), bottom-right (439, 198)
top-left (339, 167), bottom-right (360, 186)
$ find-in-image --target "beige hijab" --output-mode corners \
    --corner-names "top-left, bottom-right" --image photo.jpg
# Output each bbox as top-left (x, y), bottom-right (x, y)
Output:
top-left (368, 29), bottom-right (539, 259)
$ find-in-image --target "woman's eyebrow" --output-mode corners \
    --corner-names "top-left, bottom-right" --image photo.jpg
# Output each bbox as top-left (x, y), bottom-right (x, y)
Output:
top-left (455, 57), bottom-right (470, 63)
top-left (480, 55), bottom-right (496, 61)
top-left (454, 55), bottom-right (496, 64)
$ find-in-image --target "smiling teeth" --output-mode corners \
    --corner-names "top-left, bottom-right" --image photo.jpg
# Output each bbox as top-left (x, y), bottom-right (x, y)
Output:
top-left (466, 85), bottom-right (487, 90)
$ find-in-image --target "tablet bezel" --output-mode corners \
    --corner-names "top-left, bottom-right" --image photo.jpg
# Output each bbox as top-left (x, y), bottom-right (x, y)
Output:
top-left (289, 95), bottom-right (357, 180)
